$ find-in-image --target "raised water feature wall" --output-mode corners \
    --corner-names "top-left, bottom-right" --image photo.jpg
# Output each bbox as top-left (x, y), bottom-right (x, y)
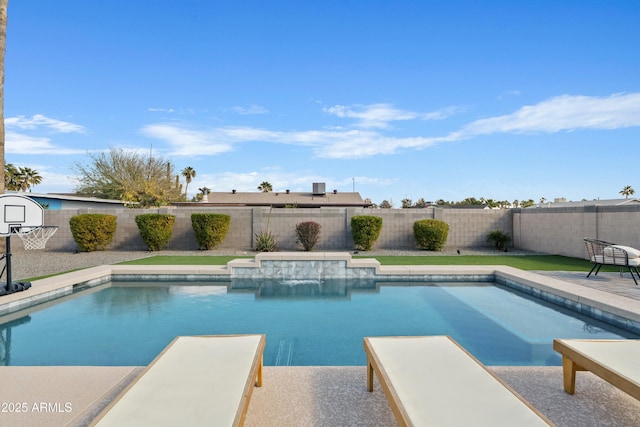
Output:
top-left (228, 253), bottom-right (378, 280)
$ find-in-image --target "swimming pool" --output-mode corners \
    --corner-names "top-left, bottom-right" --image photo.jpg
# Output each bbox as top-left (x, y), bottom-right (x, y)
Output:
top-left (1, 278), bottom-right (635, 367)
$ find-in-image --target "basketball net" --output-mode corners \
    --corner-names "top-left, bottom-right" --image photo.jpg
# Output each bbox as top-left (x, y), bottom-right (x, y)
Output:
top-left (14, 226), bottom-right (59, 250)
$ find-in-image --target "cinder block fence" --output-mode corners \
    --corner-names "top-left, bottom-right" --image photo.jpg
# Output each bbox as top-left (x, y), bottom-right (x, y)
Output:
top-left (23, 204), bottom-right (640, 260)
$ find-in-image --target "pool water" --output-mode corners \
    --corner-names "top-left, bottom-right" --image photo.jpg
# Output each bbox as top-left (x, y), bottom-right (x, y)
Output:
top-left (0, 280), bottom-right (636, 366)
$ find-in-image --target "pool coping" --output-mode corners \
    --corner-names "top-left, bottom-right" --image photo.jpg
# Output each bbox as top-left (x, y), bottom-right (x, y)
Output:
top-left (1, 252), bottom-right (639, 333)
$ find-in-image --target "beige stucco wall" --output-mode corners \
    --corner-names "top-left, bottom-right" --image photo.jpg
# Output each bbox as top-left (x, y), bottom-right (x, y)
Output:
top-left (27, 204), bottom-right (640, 258)
top-left (30, 206), bottom-right (512, 253)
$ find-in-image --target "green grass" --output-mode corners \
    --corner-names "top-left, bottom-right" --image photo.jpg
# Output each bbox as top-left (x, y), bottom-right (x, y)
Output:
top-left (118, 255), bottom-right (253, 265)
top-left (24, 253), bottom-right (615, 282)
top-left (354, 255), bottom-right (595, 271)
top-left (116, 254), bottom-right (602, 271)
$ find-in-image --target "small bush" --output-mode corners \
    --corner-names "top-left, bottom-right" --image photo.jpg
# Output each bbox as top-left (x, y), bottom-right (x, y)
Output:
top-left (191, 213), bottom-right (231, 250)
top-left (255, 230), bottom-right (278, 252)
top-left (413, 219), bottom-right (449, 251)
top-left (351, 215), bottom-right (383, 251)
top-left (69, 214), bottom-right (117, 252)
top-left (135, 214), bottom-right (176, 251)
top-left (487, 229), bottom-right (511, 251)
top-left (295, 221), bottom-right (321, 251)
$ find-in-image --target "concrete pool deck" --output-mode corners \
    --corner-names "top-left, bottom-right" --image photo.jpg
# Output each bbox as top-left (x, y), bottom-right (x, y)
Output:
top-left (1, 251), bottom-right (639, 426)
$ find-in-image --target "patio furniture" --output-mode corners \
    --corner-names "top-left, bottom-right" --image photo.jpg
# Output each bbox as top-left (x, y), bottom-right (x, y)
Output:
top-left (553, 339), bottom-right (640, 400)
top-left (92, 334), bottom-right (266, 427)
top-left (363, 336), bottom-right (555, 426)
top-left (584, 237), bottom-right (640, 285)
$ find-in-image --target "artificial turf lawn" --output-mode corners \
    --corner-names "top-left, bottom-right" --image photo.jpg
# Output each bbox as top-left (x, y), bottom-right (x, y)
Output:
top-left (118, 254), bottom-right (604, 272)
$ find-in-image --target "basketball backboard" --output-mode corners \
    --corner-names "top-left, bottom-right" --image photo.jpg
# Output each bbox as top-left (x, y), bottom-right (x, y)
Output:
top-left (0, 194), bottom-right (44, 236)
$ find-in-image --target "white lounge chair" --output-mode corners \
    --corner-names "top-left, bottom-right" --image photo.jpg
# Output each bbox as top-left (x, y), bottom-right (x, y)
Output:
top-left (91, 334), bottom-right (266, 427)
top-left (364, 336), bottom-right (554, 427)
top-left (553, 338), bottom-right (640, 400)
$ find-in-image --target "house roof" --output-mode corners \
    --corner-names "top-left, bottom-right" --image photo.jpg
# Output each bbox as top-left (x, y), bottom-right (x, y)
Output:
top-left (531, 198), bottom-right (640, 208)
top-left (11, 192), bottom-right (127, 204)
top-left (176, 191), bottom-right (371, 208)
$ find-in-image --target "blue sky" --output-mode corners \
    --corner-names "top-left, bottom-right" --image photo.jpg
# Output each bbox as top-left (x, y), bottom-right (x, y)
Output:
top-left (5, 0), bottom-right (640, 205)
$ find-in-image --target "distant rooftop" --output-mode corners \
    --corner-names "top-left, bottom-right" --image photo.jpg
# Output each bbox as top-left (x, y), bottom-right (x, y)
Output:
top-left (531, 198), bottom-right (640, 208)
top-left (177, 189), bottom-right (371, 208)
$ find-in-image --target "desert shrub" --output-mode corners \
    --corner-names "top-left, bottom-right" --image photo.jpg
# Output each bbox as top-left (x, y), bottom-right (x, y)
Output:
top-left (351, 215), bottom-right (383, 251)
top-left (191, 213), bottom-right (231, 250)
top-left (69, 214), bottom-right (117, 252)
top-left (487, 229), bottom-right (511, 251)
top-left (135, 214), bottom-right (175, 251)
top-left (413, 219), bottom-right (449, 251)
top-left (255, 230), bottom-right (278, 252)
top-left (295, 221), bottom-right (321, 251)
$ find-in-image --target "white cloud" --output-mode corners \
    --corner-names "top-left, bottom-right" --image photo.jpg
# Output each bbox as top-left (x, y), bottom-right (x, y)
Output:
top-left (140, 124), bottom-right (235, 156)
top-left (5, 131), bottom-right (86, 155)
top-left (323, 103), bottom-right (460, 129)
top-left (142, 92), bottom-right (640, 161)
top-left (460, 92), bottom-right (640, 136)
top-left (5, 114), bottom-right (86, 133)
top-left (231, 104), bottom-right (269, 115)
top-left (148, 108), bottom-right (175, 113)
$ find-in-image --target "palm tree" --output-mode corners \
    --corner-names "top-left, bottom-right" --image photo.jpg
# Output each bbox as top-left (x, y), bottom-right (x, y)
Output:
top-left (18, 167), bottom-right (42, 191)
top-left (258, 181), bottom-right (272, 192)
top-left (0, 0), bottom-right (7, 195)
top-left (181, 166), bottom-right (196, 197)
top-left (620, 185), bottom-right (635, 199)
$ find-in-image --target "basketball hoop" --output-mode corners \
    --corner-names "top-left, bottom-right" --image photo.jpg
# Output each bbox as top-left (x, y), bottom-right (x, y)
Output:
top-left (14, 226), bottom-right (59, 250)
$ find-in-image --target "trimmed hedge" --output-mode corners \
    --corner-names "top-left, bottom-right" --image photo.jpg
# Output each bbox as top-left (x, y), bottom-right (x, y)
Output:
top-left (191, 213), bottom-right (231, 250)
top-left (351, 215), bottom-right (383, 251)
top-left (135, 214), bottom-right (176, 251)
top-left (69, 213), bottom-right (117, 252)
top-left (413, 219), bottom-right (449, 251)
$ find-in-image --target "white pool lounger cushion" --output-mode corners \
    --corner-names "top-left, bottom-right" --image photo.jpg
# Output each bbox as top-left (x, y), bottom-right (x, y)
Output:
top-left (553, 339), bottom-right (640, 400)
top-left (92, 334), bottom-right (265, 427)
top-left (364, 336), bottom-right (554, 427)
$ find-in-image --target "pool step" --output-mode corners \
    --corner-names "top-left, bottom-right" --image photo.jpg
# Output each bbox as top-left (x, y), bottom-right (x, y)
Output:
top-left (275, 339), bottom-right (294, 366)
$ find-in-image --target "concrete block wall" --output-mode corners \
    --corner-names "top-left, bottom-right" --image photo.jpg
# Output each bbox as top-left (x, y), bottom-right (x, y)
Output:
top-left (514, 204), bottom-right (640, 258)
top-left (26, 206), bottom-right (512, 253)
top-left (32, 204), bottom-right (640, 259)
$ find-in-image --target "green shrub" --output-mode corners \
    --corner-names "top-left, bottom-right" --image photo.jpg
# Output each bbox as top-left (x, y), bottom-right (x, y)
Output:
top-left (69, 214), bottom-right (117, 252)
top-left (295, 221), bottom-right (321, 251)
top-left (351, 215), bottom-right (383, 251)
top-left (487, 229), bottom-right (512, 251)
top-left (135, 214), bottom-right (176, 251)
top-left (191, 213), bottom-right (231, 250)
top-left (413, 219), bottom-right (449, 251)
top-left (255, 230), bottom-right (278, 252)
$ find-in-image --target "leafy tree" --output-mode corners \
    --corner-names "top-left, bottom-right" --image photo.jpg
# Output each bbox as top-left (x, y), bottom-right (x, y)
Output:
top-left (414, 198), bottom-right (429, 208)
top-left (379, 199), bottom-right (393, 208)
top-left (73, 147), bottom-right (182, 207)
top-left (181, 166), bottom-right (196, 197)
top-left (512, 199), bottom-right (519, 208)
top-left (620, 185), bottom-right (635, 199)
top-left (401, 198), bottom-right (413, 208)
top-left (193, 186), bottom-right (211, 201)
top-left (258, 181), bottom-right (273, 192)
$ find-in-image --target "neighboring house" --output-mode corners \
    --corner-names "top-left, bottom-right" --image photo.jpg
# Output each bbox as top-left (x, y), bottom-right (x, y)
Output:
top-left (16, 192), bottom-right (129, 210)
top-left (175, 183), bottom-right (372, 208)
top-left (530, 198), bottom-right (640, 208)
